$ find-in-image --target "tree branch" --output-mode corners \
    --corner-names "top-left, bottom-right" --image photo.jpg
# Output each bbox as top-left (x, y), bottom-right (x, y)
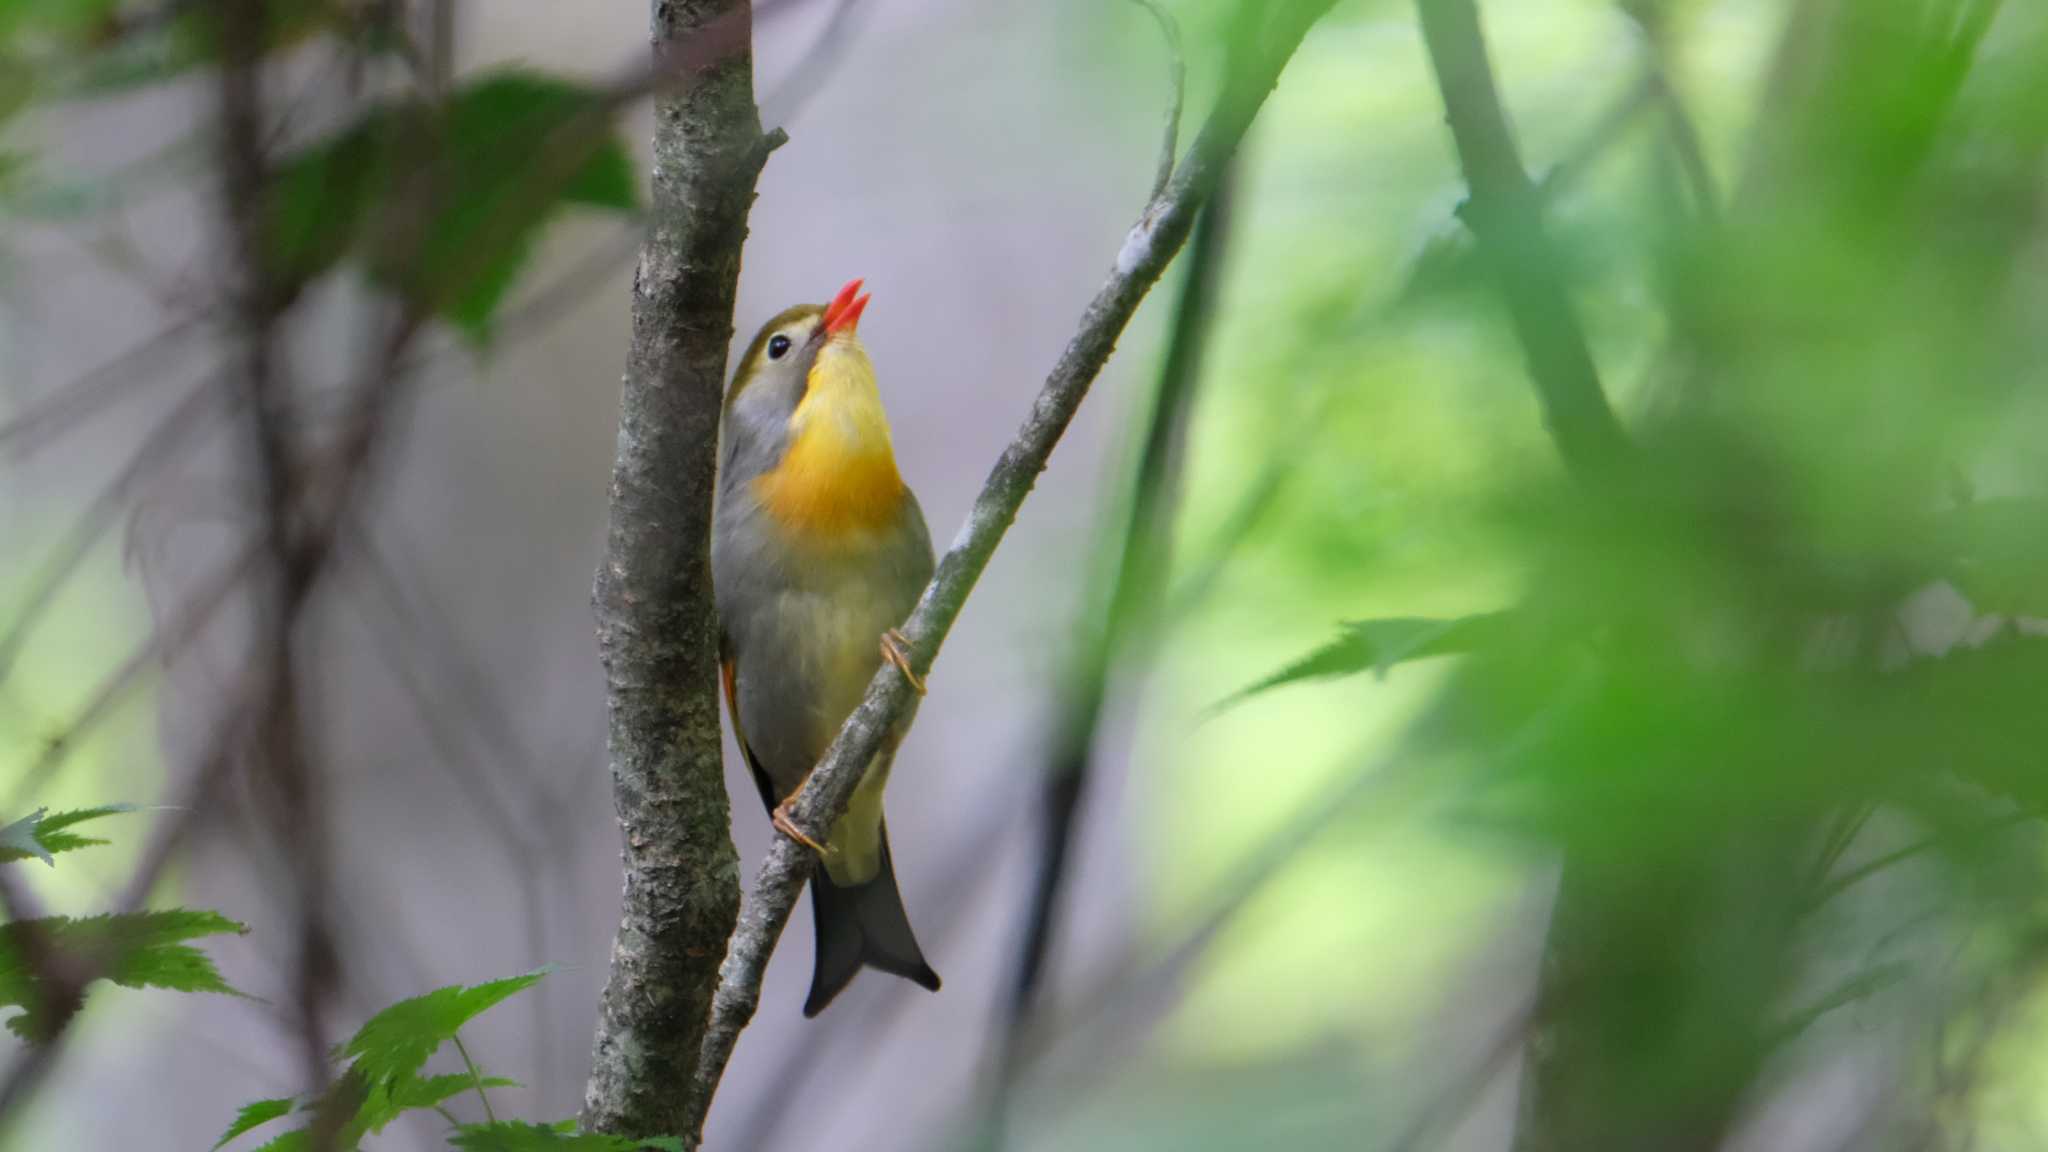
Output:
top-left (1414, 0), bottom-right (1629, 480)
top-left (580, 0), bottom-right (783, 1138)
top-left (683, 0), bottom-right (1338, 1140)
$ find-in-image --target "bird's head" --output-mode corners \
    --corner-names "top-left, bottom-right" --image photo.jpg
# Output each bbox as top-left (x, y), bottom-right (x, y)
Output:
top-left (726, 279), bottom-right (904, 536)
top-left (728, 278), bottom-right (876, 424)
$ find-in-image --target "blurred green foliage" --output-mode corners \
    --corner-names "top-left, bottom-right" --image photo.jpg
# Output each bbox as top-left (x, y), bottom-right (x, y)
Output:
top-left (265, 68), bottom-right (640, 341)
top-left (1091, 0), bottom-right (2048, 1147)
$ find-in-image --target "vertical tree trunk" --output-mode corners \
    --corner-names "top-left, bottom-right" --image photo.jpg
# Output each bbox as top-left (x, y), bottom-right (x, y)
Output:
top-left (582, 0), bottom-right (781, 1137)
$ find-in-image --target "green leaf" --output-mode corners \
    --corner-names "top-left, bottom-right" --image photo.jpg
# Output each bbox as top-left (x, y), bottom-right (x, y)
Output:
top-left (0, 810), bottom-right (51, 864)
top-left (0, 804), bottom-right (137, 864)
top-left (443, 71), bottom-right (637, 214)
top-left (1213, 612), bottom-right (1511, 713)
top-left (264, 68), bottom-right (638, 342)
top-left (338, 970), bottom-right (546, 1090)
top-left (401, 71), bottom-right (638, 340)
top-left (214, 1098), bottom-right (295, 1150)
top-left (357, 1072), bottom-right (520, 1135)
top-left (234, 1066), bottom-right (372, 1152)
top-left (447, 1121), bottom-right (683, 1151)
top-left (0, 908), bottom-right (248, 1041)
top-left (0, 0), bottom-right (121, 43)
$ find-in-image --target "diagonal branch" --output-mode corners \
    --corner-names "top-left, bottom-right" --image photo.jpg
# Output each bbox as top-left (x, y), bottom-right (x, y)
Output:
top-left (684, 0), bottom-right (1340, 1140)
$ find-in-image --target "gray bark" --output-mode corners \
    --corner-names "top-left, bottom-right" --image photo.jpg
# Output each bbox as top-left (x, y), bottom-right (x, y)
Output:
top-left (582, 0), bottom-right (782, 1137)
top-left (683, 0), bottom-right (1340, 1138)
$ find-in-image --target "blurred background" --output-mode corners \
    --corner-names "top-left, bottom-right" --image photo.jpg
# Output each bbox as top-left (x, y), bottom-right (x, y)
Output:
top-left (6, 0), bottom-right (2048, 1149)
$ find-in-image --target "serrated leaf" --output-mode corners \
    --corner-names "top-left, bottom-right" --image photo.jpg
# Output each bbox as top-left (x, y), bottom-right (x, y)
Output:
top-left (357, 1072), bottom-right (520, 1135)
top-left (1212, 612), bottom-right (1511, 714)
top-left (264, 68), bottom-right (637, 343)
top-left (0, 809), bottom-right (52, 864)
top-left (214, 1098), bottom-right (294, 1150)
top-left (339, 970), bottom-right (546, 1090)
top-left (29, 804), bottom-right (135, 856)
top-left (235, 1064), bottom-right (371, 1152)
top-left (442, 71), bottom-right (636, 214)
top-left (0, 908), bottom-right (248, 1041)
top-left (0, 804), bottom-right (137, 864)
top-left (448, 1121), bottom-right (682, 1151)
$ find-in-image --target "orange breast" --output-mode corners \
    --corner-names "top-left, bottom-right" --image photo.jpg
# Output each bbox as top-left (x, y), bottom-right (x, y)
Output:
top-left (754, 452), bottom-right (905, 541)
top-left (752, 416), bottom-right (906, 542)
top-left (754, 335), bottom-right (908, 543)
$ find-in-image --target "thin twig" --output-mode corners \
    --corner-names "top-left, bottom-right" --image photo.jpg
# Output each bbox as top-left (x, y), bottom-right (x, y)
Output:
top-left (0, 382), bottom-right (222, 690)
top-left (1808, 809), bottom-right (2039, 911)
top-left (686, 3), bottom-right (1339, 1142)
top-left (0, 315), bottom-right (208, 459)
top-left (452, 1034), bottom-right (497, 1124)
top-left (214, 0), bottom-right (341, 1108)
top-left (6, 540), bottom-right (262, 811)
top-left (341, 514), bottom-right (559, 1093)
top-left (759, 0), bottom-right (864, 127)
top-left (1126, 0), bottom-right (1186, 201)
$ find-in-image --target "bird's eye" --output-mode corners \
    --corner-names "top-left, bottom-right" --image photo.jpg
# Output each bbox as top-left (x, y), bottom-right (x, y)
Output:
top-left (767, 334), bottom-right (792, 360)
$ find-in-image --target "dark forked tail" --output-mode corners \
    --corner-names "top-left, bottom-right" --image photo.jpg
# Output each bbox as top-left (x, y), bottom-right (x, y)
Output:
top-left (804, 827), bottom-right (940, 1017)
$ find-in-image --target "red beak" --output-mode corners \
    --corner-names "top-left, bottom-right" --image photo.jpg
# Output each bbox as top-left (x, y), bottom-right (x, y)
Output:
top-left (822, 278), bottom-right (870, 337)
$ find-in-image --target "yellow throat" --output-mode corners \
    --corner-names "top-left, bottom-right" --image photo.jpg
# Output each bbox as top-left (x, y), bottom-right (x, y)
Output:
top-left (752, 337), bottom-right (905, 541)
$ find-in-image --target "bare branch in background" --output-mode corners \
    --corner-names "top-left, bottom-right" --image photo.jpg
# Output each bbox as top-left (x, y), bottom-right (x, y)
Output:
top-left (6, 541), bottom-right (260, 810)
top-left (1621, 4), bottom-right (1721, 228)
top-left (685, 2), bottom-right (1340, 1141)
top-left (759, 0), bottom-right (864, 127)
top-left (0, 384), bottom-right (221, 700)
top-left (1001, 742), bottom-right (1434, 1115)
top-left (580, 0), bottom-right (784, 1137)
top-left (214, 0), bottom-right (340, 1104)
top-left (0, 316), bottom-right (209, 459)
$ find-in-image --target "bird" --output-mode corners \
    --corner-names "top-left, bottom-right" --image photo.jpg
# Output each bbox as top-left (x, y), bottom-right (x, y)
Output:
top-left (712, 278), bottom-right (941, 1017)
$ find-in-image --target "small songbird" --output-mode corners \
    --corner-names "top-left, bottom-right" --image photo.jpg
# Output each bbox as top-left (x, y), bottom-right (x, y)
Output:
top-left (713, 279), bottom-right (940, 1016)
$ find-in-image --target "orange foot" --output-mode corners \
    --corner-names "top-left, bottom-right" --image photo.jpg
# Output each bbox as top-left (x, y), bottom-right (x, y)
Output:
top-left (881, 628), bottom-right (927, 695)
top-left (772, 802), bottom-right (828, 856)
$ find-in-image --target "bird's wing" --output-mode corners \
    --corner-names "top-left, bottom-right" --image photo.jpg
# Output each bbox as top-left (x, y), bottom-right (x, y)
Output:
top-left (721, 652), bottom-right (782, 813)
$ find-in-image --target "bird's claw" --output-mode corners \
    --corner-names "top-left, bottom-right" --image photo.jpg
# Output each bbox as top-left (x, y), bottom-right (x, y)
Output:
top-left (772, 802), bottom-right (828, 856)
top-left (881, 628), bottom-right (926, 695)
